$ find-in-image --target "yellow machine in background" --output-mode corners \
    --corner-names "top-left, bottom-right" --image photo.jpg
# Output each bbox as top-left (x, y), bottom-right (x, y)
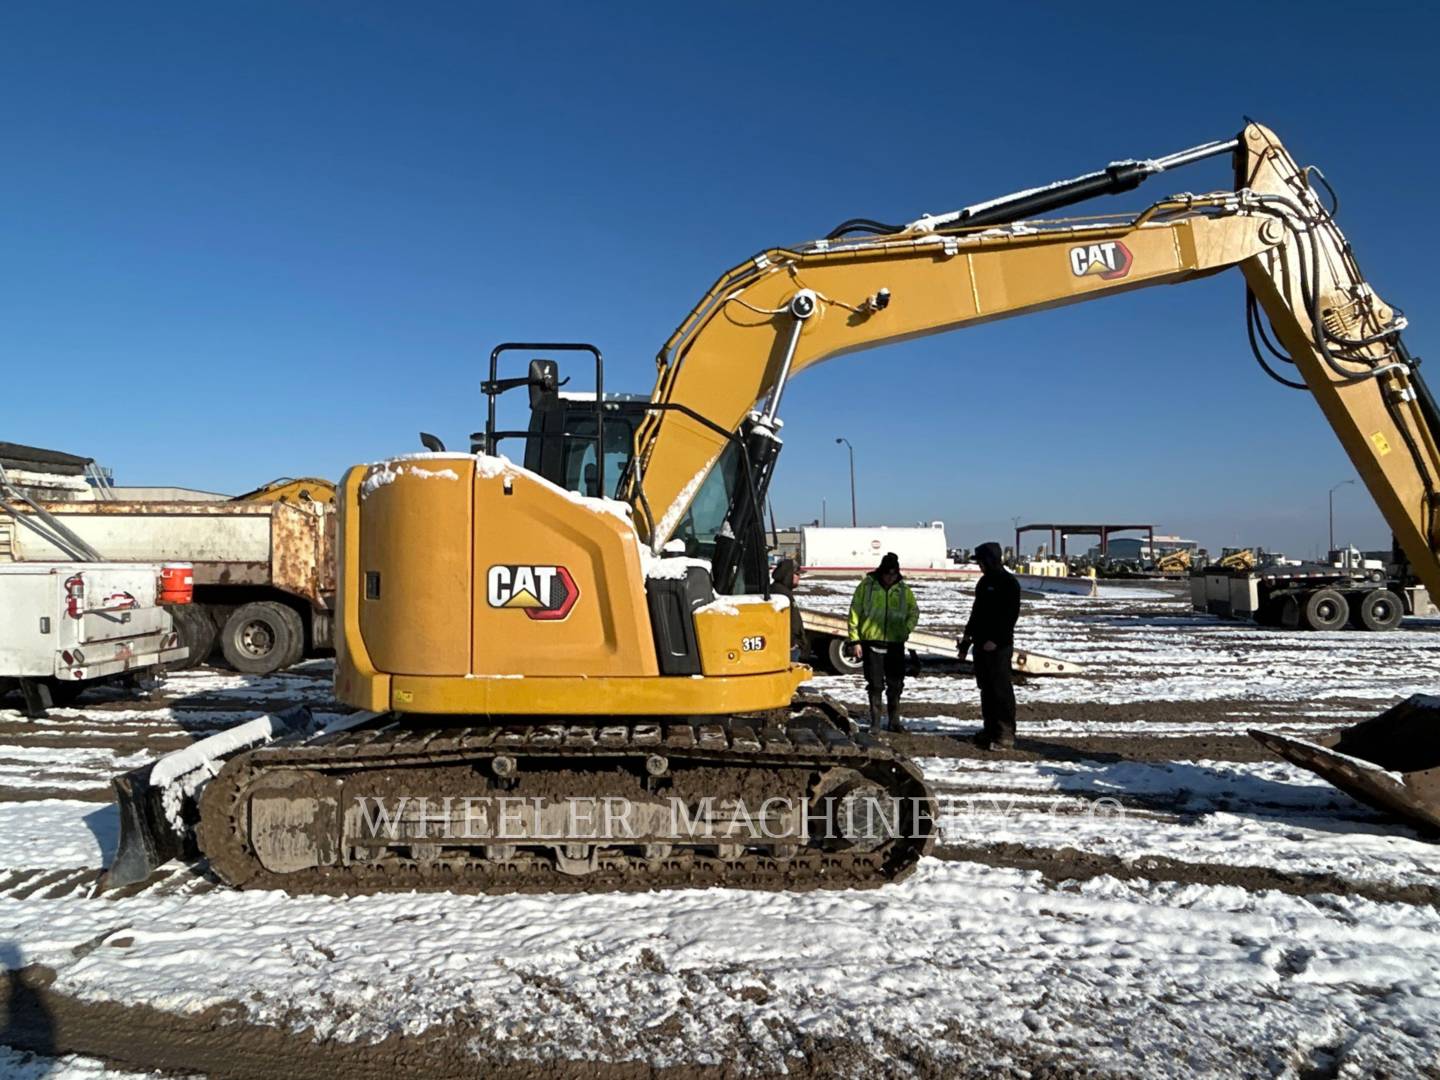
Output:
top-left (233, 476), bottom-right (336, 505)
top-left (110, 122), bottom-right (1440, 891)
top-left (1154, 549), bottom-right (1193, 575)
top-left (1219, 548), bottom-right (1258, 571)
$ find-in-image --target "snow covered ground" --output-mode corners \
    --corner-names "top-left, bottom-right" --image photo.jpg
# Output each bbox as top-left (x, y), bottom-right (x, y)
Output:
top-left (0, 1047), bottom-right (174, 1080)
top-left (3, 581), bottom-right (1440, 1077)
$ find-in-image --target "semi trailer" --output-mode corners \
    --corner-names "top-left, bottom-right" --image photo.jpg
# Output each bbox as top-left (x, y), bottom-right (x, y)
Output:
top-left (1190, 559), bottom-right (1431, 630)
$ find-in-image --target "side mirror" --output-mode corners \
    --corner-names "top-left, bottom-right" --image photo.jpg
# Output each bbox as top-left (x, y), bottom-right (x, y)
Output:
top-left (528, 359), bottom-right (561, 411)
top-left (419, 432), bottom-right (446, 453)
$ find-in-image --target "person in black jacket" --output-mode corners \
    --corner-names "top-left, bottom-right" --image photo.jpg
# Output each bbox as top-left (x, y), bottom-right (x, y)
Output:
top-left (958, 542), bottom-right (1022, 750)
top-left (769, 557), bottom-right (806, 659)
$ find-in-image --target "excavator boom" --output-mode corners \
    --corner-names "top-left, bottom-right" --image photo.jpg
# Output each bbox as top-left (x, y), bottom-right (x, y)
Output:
top-left (630, 124), bottom-right (1440, 608)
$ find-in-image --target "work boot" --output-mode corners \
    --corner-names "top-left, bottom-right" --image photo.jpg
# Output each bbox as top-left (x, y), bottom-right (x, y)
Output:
top-left (975, 721), bottom-right (1012, 751)
top-left (867, 692), bottom-right (884, 731)
top-left (976, 731), bottom-right (1015, 751)
top-left (886, 694), bottom-right (903, 733)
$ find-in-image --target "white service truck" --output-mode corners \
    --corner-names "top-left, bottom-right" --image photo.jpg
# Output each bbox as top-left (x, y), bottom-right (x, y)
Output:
top-left (2, 491), bottom-right (336, 674)
top-left (0, 561), bottom-right (188, 716)
top-left (1, 443), bottom-right (336, 675)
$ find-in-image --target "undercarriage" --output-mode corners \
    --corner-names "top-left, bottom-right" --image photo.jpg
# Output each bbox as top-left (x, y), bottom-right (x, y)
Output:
top-left (123, 693), bottom-right (936, 895)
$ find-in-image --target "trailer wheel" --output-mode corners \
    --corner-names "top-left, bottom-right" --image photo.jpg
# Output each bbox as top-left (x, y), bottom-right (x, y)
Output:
top-left (168, 604), bottom-right (218, 668)
top-left (1352, 588), bottom-right (1403, 632)
top-left (824, 636), bottom-right (864, 675)
top-left (1300, 588), bottom-right (1349, 631)
top-left (221, 601), bottom-right (305, 674)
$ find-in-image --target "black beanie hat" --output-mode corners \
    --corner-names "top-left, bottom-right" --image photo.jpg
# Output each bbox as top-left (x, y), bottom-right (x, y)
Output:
top-left (878, 551), bottom-right (900, 575)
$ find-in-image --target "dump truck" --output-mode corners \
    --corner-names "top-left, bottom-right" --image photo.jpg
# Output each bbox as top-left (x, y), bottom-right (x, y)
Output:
top-left (1, 478), bottom-right (336, 673)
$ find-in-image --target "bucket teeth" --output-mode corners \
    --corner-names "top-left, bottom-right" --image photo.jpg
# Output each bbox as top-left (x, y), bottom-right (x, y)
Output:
top-left (1250, 694), bottom-right (1440, 836)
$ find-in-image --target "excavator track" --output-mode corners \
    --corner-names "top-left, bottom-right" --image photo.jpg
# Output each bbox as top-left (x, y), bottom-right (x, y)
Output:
top-left (196, 694), bottom-right (936, 895)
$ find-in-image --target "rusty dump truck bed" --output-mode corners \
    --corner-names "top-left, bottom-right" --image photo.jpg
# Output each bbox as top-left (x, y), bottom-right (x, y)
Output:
top-left (1, 497), bottom-right (336, 672)
top-left (1, 499), bottom-right (335, 607)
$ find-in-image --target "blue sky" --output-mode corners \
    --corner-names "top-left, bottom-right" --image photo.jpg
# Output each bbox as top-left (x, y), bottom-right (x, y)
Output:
top-left (2, 2), bottom-right (1435, 557)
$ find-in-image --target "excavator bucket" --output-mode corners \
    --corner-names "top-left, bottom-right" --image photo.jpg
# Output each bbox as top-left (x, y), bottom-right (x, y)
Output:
top-left (103, 706), bottom-right (328, 889)
top-left (1250, 694), bottom-right (1440, 836)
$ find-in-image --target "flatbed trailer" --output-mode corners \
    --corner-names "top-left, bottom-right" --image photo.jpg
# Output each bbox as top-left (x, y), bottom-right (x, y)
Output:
top-left (1190, 564), bottom-right (1429, 631)
top-left (797, 607), bottom-right (1084, 676)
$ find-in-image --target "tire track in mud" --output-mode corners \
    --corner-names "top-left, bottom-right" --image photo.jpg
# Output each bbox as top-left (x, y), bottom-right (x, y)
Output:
top-left (889, 727), bottom-right (1280, 763)
top-left (932, 841), bottom-right (1440, 908)
top-left (0, 965), bottom-right (1099, 1080)
top-left (0, 786), bottom-right (113, 802)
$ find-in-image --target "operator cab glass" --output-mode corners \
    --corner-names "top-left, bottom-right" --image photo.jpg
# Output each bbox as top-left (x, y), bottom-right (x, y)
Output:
top-left (526, 396), bottom-right (757, 593)
top-left (551, 408), bottom-right (635, 499)
top-left (522, 395), bottom-right (641, 500)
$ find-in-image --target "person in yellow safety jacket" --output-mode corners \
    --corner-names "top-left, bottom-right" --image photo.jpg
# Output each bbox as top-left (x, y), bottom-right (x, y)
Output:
top-left (846, 552), bottom-right (919, 732)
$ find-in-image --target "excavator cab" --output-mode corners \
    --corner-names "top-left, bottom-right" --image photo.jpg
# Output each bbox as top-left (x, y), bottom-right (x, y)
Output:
top-left (516, 366), bottom-right (644, 499)
top-left (501, 350), bottom-right (771, 595)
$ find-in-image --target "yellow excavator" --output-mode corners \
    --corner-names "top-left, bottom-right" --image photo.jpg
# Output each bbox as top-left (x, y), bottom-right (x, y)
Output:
top-left (232, 477), bottom-right (336, 506)
top-left (107, 121), bottom-right (1440, 891)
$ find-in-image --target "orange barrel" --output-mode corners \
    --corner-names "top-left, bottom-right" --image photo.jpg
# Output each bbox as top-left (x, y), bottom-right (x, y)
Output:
top-left (158, 562), bottom-right (194, 605)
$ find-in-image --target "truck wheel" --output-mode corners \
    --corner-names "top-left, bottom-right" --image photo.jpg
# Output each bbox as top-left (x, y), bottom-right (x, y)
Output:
top-left (1352, 588), bottom-right (1403, 632)
top-left (825, 636), bottom-right (864, 675)
top-left (1300, 588), bottom-right (1349, 631)
top-left (221, 602), bottom-right (304, 674)
top-left (18, 678), bottom-right (55, 718)
top-left (168, 605), bottom-right (218, 669)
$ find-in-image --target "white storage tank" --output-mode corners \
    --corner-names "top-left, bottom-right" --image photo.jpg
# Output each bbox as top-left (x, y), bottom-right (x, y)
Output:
top-left (798, 523), bottom-right (977, 580)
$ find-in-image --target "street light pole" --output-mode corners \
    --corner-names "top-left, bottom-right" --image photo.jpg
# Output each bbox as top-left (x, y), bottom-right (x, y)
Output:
top-left (1329, 479), bottom-right (1355, 553)
top-left (835, 437), bottom-right (857, 526)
